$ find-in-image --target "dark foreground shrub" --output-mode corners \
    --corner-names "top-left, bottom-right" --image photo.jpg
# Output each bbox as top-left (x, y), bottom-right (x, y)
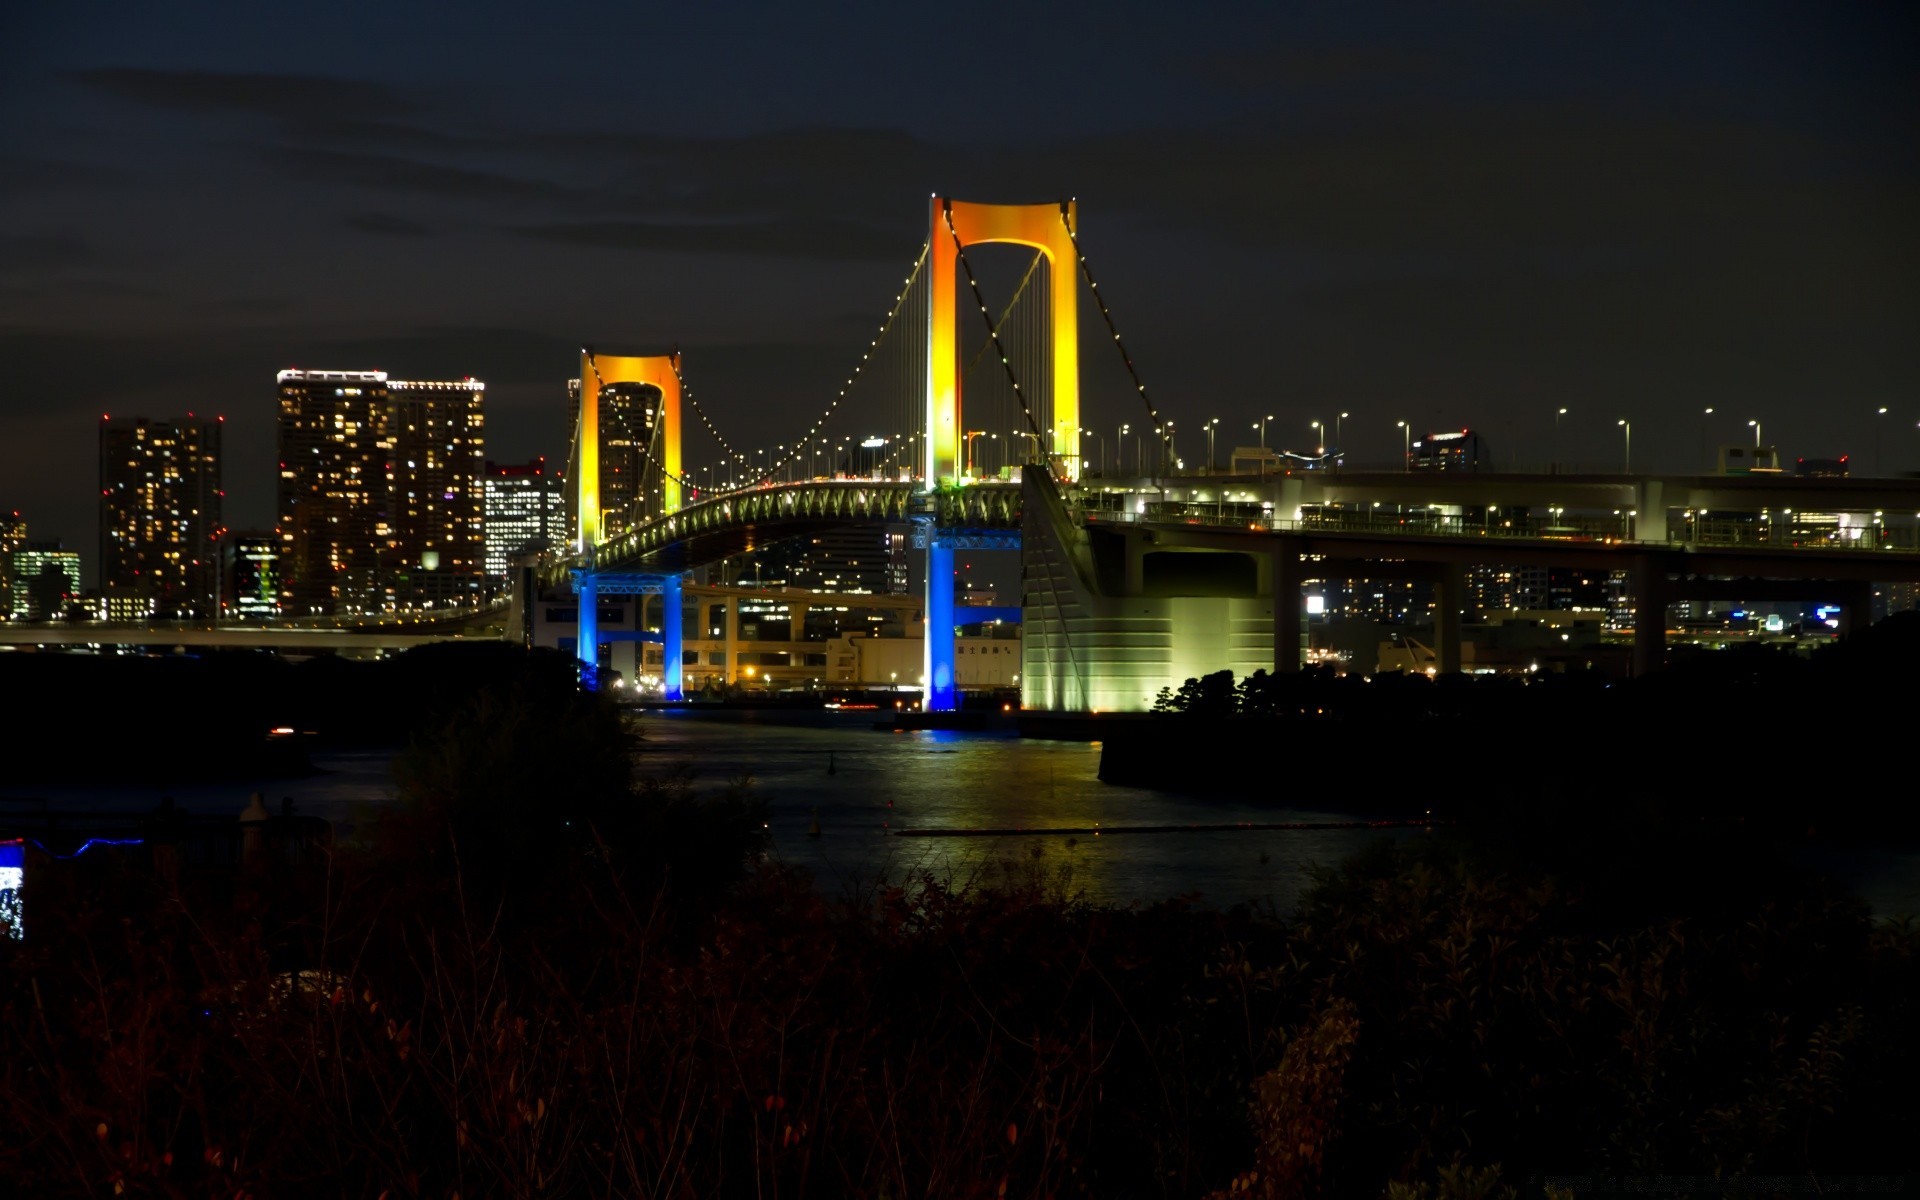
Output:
top-left (1, 832), bottom-right (1913, 1197)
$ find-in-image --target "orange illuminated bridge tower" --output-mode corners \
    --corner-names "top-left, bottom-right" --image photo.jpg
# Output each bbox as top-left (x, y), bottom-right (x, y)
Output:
top-left (919, 197), bottom-right (1081, 709)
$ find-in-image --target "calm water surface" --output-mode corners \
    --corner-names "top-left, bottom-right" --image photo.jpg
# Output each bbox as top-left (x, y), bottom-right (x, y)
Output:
top-left (19, 708), bottom-right (1920, 917)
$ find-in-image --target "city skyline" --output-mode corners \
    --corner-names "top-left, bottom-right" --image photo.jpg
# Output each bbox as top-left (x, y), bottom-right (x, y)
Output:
top-left (3, 2), bottom-right (1915, 556)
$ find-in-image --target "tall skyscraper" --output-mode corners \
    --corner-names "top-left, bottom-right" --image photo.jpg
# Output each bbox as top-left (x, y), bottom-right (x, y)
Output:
top-left (0, 510), bottom-right (25, 620)
top-left (388, 378), bottom-right (486, 605)
top-left (483, 458), bottom-right (563, 577)
top-left (99, 414), bottom-right (224, 618)
top-left (276, 369), bottom-right (484, 614)
top-left (277, 369), bottom-right (393, 615)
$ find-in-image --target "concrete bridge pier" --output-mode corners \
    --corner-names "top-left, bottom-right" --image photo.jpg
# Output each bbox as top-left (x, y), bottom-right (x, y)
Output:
top-left (1271, 543), bottom-right (1302, 673)
top-left (1631, 555), bottom-right (1670, 678)
top-left (1435, 563), bottom-right (1466, 674)
top-left (1836, 580), bottom-right (1875, 638)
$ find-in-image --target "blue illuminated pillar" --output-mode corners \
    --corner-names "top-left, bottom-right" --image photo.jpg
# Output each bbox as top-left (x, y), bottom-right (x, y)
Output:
top-left (662, 574), bottom-right (684, 701)
top-left (925, 537), bottom-right (957, 711)
top-left (576, 572), bottom-right (600, 689)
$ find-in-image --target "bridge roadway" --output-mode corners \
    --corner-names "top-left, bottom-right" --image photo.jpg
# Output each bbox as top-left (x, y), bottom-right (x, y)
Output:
top-left (583, 470), bottom-right (1920, 576)
top-left (0, 610), bottom-right (509, 652)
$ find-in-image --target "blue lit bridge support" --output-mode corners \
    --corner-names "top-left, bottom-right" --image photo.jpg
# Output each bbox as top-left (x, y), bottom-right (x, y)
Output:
top-left (925, 537), bottom-right (956, 711)
top-left (571, 570), bottom-right (686, 696)
top-left (573, 571), bottom-right (600, 690)
top-left (661, 573), bottom-right (684, 701)
top-left (917, 523), bottom-right (1022, 713)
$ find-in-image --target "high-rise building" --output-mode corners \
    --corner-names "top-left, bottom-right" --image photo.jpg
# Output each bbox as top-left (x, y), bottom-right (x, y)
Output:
top-left (99, 415), bottom-right (224, 618)
top-left (275, 369), bottom-right (485, 614)
top-left (388, 378), bottom-right (486, 606)
top-left (0, 510), bottom-right (25, 620)
top-left (11, 542), bottom-right (82, 620)
top-left (483, 458), bottom-right (563, 578)
top-left (221, 531), bottom-right (283, 619)
top-left (277, 369), bottom-right (394, 615)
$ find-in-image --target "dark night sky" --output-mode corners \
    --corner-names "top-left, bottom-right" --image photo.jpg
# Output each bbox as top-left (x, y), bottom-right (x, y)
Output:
top-left (2, 2), bottom-right (1914, 570)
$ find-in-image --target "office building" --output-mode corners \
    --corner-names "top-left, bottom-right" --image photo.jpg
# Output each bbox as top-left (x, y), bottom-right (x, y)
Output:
top-left (275, 369), bottom-right (485, 614)
top-left (222, 531), bottom-right (283, 619)
top-left (755, 527), bottom-right (909, 595)
top-left (11, 542), bottom-right (82, 620)
top-left (99, 414), bottom-right (224, 618)
top-left (483, 458), bottom-right (564, 578)
top-left (0, 511), bottom-right (24, 620)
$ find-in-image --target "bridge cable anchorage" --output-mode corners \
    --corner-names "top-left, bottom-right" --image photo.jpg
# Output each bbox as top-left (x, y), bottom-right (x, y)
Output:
top-left (944, 201), bottom-right (1047, 453)
top-left (1060, 204), bottom-right (1167, 454)
top-left (667, 348), bottom-right (743, 464)
top-left (734, 241), bottom-right (932, 490)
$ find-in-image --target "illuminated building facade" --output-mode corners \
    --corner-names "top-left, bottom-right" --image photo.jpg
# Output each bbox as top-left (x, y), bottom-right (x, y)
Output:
top-left (222, 531), bottom-right (282, 619)
top-left (277, 369), bottom-right (393, 615)
top-left (387, 378), bottom-right (486, 606)
top-left (0, 510), bottom-right (24, 620)
top-left (11, 543), bottom-right (82, 620)
top-left (276, 369), bottom-right (485, 614)
top-left (754, 527), bottom-right (909, 595)
top-left (99, 415), bottom-right (224, 618)
top-left (483, 458), bottom-right (563, 577)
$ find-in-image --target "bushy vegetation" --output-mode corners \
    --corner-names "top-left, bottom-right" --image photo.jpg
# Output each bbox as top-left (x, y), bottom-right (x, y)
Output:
top-left (5, 764), bottom-right (1916, 1193)
top-left (6, 636), bottom-right (1920, 1194)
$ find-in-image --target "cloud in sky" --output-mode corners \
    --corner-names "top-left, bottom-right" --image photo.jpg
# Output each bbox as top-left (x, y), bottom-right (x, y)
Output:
top-left (1, 4), bottom-right (1915, 554)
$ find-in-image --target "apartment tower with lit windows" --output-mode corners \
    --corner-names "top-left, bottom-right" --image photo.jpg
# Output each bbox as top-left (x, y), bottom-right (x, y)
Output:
top-left (276, 369), bottom-right (485, 615)
top-left (99, 414), bottom-right (224, 618)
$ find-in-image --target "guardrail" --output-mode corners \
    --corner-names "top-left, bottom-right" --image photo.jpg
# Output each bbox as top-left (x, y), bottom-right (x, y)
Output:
top-left (1077, 506), bottom-right (1920, 553)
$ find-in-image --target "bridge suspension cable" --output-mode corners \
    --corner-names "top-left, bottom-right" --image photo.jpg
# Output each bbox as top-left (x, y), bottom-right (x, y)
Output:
top-left (738, 241), bottom-right (931, 489)
top-left (667, 350), bottom-right (743, 466)
top-left (1061, 205), bottom-right (1169, 463)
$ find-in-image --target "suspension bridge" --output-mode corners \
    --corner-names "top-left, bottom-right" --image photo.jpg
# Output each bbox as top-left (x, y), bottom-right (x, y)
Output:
top-left (552, 196), bottom-right (1920, 713)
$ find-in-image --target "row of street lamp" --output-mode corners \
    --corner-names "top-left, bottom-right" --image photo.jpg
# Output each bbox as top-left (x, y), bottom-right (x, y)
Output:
top-left (682, 405), bottom-right (1911, 489)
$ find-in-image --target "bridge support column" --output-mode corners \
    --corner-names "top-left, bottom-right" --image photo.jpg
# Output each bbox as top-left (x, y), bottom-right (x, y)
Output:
top-left (576, 573), bottom-right (600, 689)
top-left (1631, 555), bottom-right (1669, 678)
top-left (1635, 480), bottom-right (1669, 542)
top-left (1435, 563), bottom-right (1464, 675)
top-left (1836, 581), bottom-right (1874, 638)
top-left (925, 537), bottom-right (957, 710)
top-left (662, 574), bottom-right (684, 701)
top-left (1271, 543), bottom-right (1301, 673)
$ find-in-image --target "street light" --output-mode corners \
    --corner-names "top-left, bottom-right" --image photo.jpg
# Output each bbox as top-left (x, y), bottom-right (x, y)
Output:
top-left (1310, 419), bottom-right (1323, 455)
top-left (963, 430), bottom-right (985, 478)
top-left (1396, 420), bottom-right (1411, 473)
top-left (1117, 422), bottom-right (1130, 478)
top-left (1205, 417), bottom-right (1220, 472)
top-left (1553, 407), bottom-right (1568, 472)
top-left (1618, 419), bottom-right (1631, 474)
top-left (1256, 414), bottom-right (1274, 450)
top-left (1335, 411), bottom-right (1349, 455)
top-left (1080, 427), bottom-right (1107, 477)
top-left (1699, 406), bottom-right (1714, 471)
top-left (1748, 419), bottom-right (1762, 447)
top-left (1876, 406), bottom-right (1889, 476)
